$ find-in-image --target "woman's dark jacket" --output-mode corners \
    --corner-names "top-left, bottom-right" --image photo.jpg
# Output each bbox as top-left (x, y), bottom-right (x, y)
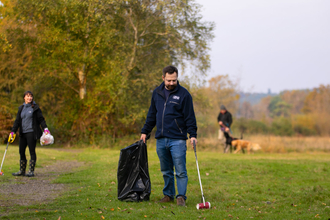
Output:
top-left (11, 103), bottom-right (47, 140)
top-left (217, 111), bottom-right (233, 128)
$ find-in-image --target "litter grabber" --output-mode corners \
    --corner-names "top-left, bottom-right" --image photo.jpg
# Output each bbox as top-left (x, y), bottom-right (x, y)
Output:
top-left (0, 133), bottom-right (16, 176)
top-left (193, 140), bottom-right (211, 210)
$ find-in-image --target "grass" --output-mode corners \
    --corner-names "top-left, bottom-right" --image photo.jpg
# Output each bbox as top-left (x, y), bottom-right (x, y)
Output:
top-left (0, 141), bottom-right (330, 219)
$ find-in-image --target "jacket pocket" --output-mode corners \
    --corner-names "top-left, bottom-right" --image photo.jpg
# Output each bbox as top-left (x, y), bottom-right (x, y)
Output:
top-left (169, 101), bottom-right (180, 105)
top-left (174, 119), bottom-right (183, 134)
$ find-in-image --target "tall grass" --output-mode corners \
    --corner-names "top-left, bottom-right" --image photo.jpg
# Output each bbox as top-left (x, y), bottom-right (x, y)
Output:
top-left (197, 132), bottom-right (330, 153)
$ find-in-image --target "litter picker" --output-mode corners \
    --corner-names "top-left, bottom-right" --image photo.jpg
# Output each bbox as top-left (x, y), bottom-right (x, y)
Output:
top-left (0, 133), bottom-right (16, 176)
top-left (193, 140), bottom-right (211, 209)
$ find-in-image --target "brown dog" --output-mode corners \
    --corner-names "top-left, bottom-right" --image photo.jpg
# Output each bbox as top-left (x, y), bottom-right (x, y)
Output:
top-left (231, 140), bottom-right (261, 154)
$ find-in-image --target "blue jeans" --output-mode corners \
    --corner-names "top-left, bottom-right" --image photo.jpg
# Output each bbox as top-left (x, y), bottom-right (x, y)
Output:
top-left (156, 138), bottom-right (188, 200)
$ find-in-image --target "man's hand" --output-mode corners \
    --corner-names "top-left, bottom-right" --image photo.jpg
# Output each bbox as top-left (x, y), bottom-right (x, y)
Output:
top-left (219, 121), bottom-right (223, 125)
top-left (140, 134), bottom-right (147, 143)
top-left (225, 127), bottom-right (230, 132)
top-left (190, 137), bottom-right (197, 149)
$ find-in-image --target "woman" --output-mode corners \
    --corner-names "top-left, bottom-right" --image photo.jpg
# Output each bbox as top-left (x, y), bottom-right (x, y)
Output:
top-left (9, 91), bottom-right (50, 177)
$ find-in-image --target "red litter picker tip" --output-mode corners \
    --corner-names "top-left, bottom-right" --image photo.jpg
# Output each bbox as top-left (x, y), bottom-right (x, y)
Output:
top-left (193, 140), bottom-right (211, 210)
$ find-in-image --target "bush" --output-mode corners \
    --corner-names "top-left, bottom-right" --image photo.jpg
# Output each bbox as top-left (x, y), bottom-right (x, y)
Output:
top-left (293, 124), bottom-right (317, 136)
top-left (233, 118), bottom-right (269, 135)
top-left (271, 117), bottom-right (294, 136)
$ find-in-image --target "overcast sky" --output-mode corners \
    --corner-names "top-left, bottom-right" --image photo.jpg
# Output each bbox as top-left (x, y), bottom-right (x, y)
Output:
top-left (194, 0), bottom-right (330, 93)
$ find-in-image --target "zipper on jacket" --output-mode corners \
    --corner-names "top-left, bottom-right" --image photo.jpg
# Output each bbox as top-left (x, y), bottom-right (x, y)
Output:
top-left (174, 119), bottom-right (183, 134)
top-left (161, 88), bottom-right (176, 136)
top-left (161, 101), bottom-right (166, 136)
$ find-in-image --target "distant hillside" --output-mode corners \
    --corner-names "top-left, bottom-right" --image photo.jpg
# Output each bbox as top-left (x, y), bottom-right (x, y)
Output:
top-left (239, 91), bottom-right (278, 105)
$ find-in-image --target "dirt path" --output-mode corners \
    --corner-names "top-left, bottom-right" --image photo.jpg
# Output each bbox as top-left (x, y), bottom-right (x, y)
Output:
top-left (0, 149), bottom-right (85, 210)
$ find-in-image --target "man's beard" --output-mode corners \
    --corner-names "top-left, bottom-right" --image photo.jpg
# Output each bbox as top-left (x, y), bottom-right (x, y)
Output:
top-left (166, 84), bottom-right (176, 90)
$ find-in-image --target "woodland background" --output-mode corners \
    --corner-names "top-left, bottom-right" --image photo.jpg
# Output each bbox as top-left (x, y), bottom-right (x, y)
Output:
top-left (1, 0), bottom-right (329, 146)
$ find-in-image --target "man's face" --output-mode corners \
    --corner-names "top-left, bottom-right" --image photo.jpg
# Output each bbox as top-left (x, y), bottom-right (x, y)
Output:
top-left (162, 72), bottom-right (178, 90)
top-left (220, 109), bottom-right (226, 114)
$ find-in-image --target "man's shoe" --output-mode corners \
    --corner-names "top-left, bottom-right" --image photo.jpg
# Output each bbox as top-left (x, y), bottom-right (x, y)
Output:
top-left (177, 196), bottom-right (186, 206)
top-left (158, 195), bottom-right (173, 203)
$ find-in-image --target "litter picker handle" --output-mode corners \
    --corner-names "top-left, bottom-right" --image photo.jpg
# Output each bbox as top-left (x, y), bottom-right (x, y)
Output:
top-left (193, 140), bottom-right (196, 153)
top-left (193, 140), bottom-right (206, 205)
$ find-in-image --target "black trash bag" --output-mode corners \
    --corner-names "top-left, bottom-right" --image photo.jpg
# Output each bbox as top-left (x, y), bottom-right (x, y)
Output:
top-left (117, 140), bottom-right (151, 202)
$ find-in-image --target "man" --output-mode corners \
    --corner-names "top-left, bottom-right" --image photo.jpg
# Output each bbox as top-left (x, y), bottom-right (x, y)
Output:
top-left (140, 65), bottom-right (197, 207)
top-left (217, 105), bottom-right (233, 153)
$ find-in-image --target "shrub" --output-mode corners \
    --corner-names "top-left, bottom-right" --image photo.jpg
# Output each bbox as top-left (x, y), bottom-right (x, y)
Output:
top-left (271, 117), bottom-right (294, 136)
top-left (233, 118), bottom-right (269, 135)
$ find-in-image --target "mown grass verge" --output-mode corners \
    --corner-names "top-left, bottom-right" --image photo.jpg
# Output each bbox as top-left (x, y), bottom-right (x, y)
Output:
top-left (0, 143), bottom-right (330, 219)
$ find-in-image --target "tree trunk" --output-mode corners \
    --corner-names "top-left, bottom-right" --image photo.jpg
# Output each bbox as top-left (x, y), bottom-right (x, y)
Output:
top-left (78, 70), bottom-right (86, 99)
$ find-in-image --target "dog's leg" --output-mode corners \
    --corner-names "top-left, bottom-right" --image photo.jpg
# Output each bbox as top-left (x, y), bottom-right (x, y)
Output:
top-left (247, 144), bottom-right (251, 154)
top-left (234, 144), bottom-right (241, 154)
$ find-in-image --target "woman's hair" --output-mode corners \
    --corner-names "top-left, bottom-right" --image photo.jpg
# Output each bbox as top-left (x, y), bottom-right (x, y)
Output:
top-left (23, 91), bottom-right (34, 108)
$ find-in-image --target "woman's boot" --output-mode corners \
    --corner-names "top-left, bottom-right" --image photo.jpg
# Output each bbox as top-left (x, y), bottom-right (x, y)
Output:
top-left (25, 160), bottom-right (36, 177)
top-left (12, 160), bottom-right (27, 176)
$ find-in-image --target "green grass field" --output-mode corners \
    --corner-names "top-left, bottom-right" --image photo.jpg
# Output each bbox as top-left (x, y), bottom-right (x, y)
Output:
top-left (0, 143), bottom-right (330, 219)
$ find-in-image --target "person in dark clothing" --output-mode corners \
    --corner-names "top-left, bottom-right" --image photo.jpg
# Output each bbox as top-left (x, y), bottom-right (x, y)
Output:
top-left (217, 105), bottom-right (233, 153)
top-left (141, 65), bottom-right (197, 207)
top-left (9, 91), bottom-right (50, 177)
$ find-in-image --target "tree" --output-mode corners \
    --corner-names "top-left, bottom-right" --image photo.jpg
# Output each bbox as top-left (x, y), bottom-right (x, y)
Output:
top-left (0, 0), bottom-right (214, 142)
top-left (268, 96), bottom-right (291, 118)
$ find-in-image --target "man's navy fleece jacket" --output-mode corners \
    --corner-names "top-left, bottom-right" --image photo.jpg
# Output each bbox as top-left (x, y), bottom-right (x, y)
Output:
top-left (141, 81), bottom-right (197, 140)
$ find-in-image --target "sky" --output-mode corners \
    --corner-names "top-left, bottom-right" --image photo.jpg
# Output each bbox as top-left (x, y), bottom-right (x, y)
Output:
top-left (193, 0), bottom-right (330, 93)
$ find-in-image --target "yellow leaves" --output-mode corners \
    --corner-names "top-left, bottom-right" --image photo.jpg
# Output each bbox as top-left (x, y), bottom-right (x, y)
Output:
top-left (101, 216), bottom-right (105, 219)
top-left (110, 208), bottom-right (115, 211)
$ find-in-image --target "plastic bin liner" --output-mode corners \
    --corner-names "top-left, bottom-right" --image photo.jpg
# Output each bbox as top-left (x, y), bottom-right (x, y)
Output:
top-left (117, 140), bottom-right (151, 202)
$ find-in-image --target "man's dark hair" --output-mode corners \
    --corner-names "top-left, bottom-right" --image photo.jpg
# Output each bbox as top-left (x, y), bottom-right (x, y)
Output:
top-left (162, 65), bottom-right (178, 77)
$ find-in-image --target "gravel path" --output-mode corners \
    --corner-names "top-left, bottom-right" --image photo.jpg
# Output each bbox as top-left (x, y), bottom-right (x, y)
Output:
top-left (0, 159), bottom-right (84, 207)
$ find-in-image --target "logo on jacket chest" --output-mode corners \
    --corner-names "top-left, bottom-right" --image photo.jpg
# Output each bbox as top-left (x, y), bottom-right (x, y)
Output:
top-left (173, 95), bottom-right (180, 100)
